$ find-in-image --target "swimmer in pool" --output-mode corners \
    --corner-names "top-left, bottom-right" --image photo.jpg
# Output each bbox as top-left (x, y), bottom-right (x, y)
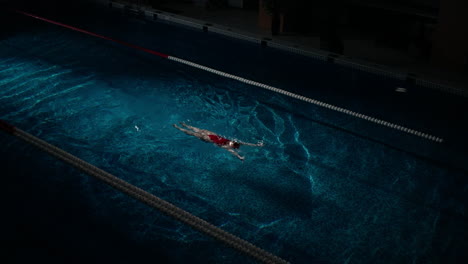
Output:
top-left (173, 122), bottom-right (264, 161)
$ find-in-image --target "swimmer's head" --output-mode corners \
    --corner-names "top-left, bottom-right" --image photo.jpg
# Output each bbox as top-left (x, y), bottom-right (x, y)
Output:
top-left (229, 141), bottom-right (240, 149)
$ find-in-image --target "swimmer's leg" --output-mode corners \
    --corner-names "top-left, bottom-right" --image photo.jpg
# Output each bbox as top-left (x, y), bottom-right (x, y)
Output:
top-left (180, 122), bottom-right (216, 135)
top-left (174, 124), bottom-right (199, 137)
top-left (180, 122), bottom-right (201, 132)
top-left (227, 148), bottom-right (245, 161)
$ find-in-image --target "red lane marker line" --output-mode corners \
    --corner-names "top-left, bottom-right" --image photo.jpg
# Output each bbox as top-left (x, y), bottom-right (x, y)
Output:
top-left (0, 119), bottom-right (16, 134)
top-left (14, 10), bottom-right (169, 59)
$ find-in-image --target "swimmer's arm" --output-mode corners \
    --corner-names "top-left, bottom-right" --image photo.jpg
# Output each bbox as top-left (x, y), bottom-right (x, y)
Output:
top-left (226, 148), bottom-right (245, 161)
top-left (239, 141), bottom-right (264, 147)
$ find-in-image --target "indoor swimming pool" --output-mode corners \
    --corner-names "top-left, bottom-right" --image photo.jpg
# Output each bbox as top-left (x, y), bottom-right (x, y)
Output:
top-left (1, 3), bottom-right (467, 264)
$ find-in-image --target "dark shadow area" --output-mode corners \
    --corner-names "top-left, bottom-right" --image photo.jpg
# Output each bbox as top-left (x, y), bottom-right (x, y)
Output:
top-left (243, 167), bottom-right (316, 219)
top-left (0, 134), bottom-right (257, 264)
top-left (6, 0), bottom-right (468, 87)
top-left (1, 137), bottom-right (172, 264)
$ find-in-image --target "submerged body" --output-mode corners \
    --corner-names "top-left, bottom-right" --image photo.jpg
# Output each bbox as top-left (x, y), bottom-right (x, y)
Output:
top-left (173, 122), bottom-right (264, 161)
top-left (208, 134), bottom-right (231, 146)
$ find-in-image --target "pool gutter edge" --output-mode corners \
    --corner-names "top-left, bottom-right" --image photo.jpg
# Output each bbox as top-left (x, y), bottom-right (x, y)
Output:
top-left (102, 0), bottom-right (467, 98)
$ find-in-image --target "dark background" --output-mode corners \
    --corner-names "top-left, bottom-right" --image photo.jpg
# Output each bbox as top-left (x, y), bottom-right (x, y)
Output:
top-left (3, 0), bottom-right (467, 88)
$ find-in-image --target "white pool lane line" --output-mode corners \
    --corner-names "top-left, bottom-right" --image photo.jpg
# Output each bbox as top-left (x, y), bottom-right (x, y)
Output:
top-left (15, 9), bottom-right (444, 143)
top-left (168, 56), bottom-right (444, 143)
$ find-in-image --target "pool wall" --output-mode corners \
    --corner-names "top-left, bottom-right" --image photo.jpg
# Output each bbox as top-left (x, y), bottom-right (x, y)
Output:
top-left (90, 0), bottom-right (468, 98)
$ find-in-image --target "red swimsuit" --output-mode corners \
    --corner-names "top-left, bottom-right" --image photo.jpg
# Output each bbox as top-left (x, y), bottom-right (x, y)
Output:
top-left (208, 135), bottom-right (230, 146)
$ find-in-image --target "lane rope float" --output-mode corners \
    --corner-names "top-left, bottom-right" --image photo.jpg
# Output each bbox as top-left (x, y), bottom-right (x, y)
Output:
top-left (168, 56), bottom-right (444, 143)
top-left (14, 9), bottom-right (444, 143)
top-left (0, 119), bottom-right (290, 264)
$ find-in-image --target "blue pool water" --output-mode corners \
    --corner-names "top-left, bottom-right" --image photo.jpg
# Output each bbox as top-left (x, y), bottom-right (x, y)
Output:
top-left (1, 5), bottom-right (468, 264)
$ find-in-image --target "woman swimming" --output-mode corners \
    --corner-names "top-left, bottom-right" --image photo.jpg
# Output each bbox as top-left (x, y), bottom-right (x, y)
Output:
top-left (173, 122), bottom-right (264, 161)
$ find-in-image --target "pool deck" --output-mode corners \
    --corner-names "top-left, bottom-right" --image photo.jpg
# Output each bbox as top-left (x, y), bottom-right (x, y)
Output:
top-left (113, 0), bottom-right (468, 93)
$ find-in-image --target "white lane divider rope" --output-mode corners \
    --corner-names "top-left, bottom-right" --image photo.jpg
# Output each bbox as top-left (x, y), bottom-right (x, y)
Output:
top-left (169, 56), bottom-right (444, 143)
top-left (0, 120), bottom-right (289, 264)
